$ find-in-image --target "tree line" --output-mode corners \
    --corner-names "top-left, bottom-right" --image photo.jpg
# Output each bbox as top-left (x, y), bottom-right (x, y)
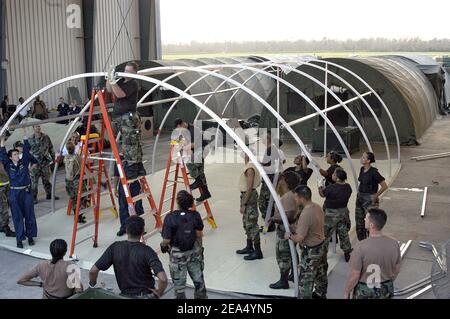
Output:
top-left (163, 38), bottom-right (450, 54)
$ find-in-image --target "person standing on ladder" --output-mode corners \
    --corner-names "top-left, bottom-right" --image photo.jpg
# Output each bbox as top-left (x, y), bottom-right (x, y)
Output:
top-left (106, 61), bottom-right (146, 178)
top-left (0, 129), bottom-right (38, 248)
top-left (173, 119), bottom-right (211, 203)
top-left (113, 160), bottom-right (145, 237)
top-left (28, 125), bottom-right (60, 204)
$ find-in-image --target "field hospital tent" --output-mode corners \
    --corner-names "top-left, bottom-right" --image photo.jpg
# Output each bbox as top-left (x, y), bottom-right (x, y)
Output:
top-left (260, 56), bottom-right (440, 145)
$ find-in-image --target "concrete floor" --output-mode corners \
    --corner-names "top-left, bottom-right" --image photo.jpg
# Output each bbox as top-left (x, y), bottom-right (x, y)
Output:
top-left (1, 117), bottom-right (449, 299)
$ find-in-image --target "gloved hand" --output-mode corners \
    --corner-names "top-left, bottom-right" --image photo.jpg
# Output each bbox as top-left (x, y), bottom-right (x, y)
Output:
top-left (106, 66), bottom-right (118, 85)
top-left (317, 176), bottom-right (326, 189)
top-left (160, 243), bottom-right (170, 254)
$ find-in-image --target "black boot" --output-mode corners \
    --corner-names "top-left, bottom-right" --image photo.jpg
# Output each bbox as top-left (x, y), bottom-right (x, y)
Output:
top-left (288, 270), bottom-right (295, 282)
top-left (269, 272), bottom-right (289, 289)
top-left (28, 238), bottom-right (35, 246)
top-left (137, 162), bottom-right (147, 177)
top-left (244, 242), bottom-right (263, 260)
top-left (17, 241), bottom-right (23, 249)
top-left (189, 177), bottom-right (202, 191)
top-left (77, 214), bottom-right (87, 224)
top-left (236, 239), bottom-right (254, 255)
top-left (1, 226), bottom-right (16, 237)
top-left (196, 185), bottom-right (211, 203)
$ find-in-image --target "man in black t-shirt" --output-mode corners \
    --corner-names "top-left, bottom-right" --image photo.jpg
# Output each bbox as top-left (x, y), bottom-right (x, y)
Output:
top-left (160, 191), bottom-right (208, 299)
top-left (107, 61), bottom-right (144, 177)
top-left (89, 216), bottom-right (168, 299)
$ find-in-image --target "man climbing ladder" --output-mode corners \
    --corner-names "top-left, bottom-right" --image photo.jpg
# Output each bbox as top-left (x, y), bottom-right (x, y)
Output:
top-left (107, 61), bottom-right (146, 178)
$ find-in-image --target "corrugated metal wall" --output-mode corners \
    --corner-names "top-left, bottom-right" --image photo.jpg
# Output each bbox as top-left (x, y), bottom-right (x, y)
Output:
top-left (93, 0), bottom-right (140, 72)
top-left (4, 0), bottom-right (87, 108)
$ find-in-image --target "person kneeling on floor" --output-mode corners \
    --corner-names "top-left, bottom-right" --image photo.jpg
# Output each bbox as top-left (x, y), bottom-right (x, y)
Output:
top-left (90, 216), bottom-right (168, 299)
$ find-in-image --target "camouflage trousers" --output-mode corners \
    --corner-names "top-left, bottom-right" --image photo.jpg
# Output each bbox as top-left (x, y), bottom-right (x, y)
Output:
top-left (169, 246), bottom-right (208, 299)
top-left (353, 280), bottom-right (394, 299)
top-left (355, 192), bottom-right (379, 241)
top-left (30, 164), bottom-right (52, 198)
top-left (0, 185), bottom-right (10, 228)
top-left (276, 224), bottom-right (297, 274)
top-left (241, 190), bottom-right (260, 245)
top-left (258, 179), bottom-right (275, 220)
top-left (186, 162), bottom-right (207, 186)
top-left (299, 242), bottom-right (328, 299)
top-left (65, 177), bottom-right (88, 213)
top-left (121, 112), bottom-right (143, 163)
top-left (323, 207), bottom-right (352, 254)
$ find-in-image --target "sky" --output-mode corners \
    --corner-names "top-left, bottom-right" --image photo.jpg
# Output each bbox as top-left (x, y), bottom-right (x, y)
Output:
top-left (160, 0), bottom-right (450, 44)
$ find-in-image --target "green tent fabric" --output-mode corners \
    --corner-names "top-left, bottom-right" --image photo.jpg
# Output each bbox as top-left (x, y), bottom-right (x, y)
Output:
top-left (259, 56), bottom-right (439, 145)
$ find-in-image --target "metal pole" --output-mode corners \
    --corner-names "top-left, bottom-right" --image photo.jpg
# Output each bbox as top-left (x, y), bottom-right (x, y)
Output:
top-left (324, 63), bottom-right (328, 157)
top-left (285, 92), bottom-right (372, 127)
top-left (138, 87), bottom-right (240, 108)
top-left (277, 67), bottom-right (280, 141)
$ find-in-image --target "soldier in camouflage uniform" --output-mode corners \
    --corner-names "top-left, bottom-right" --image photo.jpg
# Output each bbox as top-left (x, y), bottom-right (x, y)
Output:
top-left (28, 125), bottom-right (59, 203)
top-left (355, 152), bottom-right (388, 241)
top-left (269, 171), bottom-right (300, 289)
top-left (345, 208), bottom-right (401, 299)
top-left (174, 119), bottom-right (211, 203)
top-left (107, 61), bottom-right (145, 177)
top-left (0, 163), bottom-right (15, 237)
top-left (62, 141), bottom-right (87, 224)
top-left (286, 186), bottom-right (328, 299)
top-left (319, 168), bottom-right (353, 265)
top-left (259, 132), bottom-right (284, 232)
top-left (236, 151), bottom-right (262, 261)
top-left (161, 191), bottom-right (207, 299)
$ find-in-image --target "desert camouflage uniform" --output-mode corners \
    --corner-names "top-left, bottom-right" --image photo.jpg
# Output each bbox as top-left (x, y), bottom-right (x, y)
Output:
top-left (29, 133), bottom-right (54, 198)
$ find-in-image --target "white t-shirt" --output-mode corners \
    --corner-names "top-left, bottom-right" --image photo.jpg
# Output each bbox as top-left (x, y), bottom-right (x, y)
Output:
top-left (18, 103), bottom-right (30, 117)
top-left (62, 142), bottom-right (82, 157)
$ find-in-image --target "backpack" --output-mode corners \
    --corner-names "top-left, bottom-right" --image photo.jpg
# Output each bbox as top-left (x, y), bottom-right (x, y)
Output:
top-left (173, 211), bottom-right (197, 252)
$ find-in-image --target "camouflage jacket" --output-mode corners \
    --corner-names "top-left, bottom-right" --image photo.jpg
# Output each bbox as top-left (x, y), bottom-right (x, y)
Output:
top-left (29, 133), bottom-right (55, 165)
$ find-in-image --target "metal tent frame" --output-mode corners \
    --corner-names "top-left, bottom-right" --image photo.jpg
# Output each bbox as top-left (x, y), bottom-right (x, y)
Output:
top-left (0, 59), bottom-right (401, 298)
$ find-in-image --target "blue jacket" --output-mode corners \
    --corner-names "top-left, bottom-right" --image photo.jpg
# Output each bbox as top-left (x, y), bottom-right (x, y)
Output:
top-left (0, 140), bottom-right (33, 188)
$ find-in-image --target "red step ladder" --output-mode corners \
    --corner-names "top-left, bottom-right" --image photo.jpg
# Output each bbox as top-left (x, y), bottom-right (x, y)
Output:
top-left (158, 140), bottom-right (217, 229)
top-left (69, 89), bottom-right (160, 258)
top-left (66, 133), bottom-right (117, 217)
